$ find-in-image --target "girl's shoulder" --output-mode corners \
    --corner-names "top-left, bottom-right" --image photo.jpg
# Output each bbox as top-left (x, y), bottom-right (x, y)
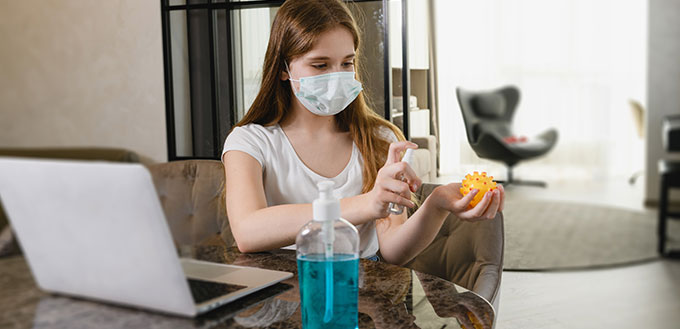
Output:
top-left (227, 123), bottom-right (283, 145)
top-left (223, 123), bottom-right (282, 165)
top-left (231, 123), bottom-right (279, 137)
top-left (375, 124), bottom-right (399, 143)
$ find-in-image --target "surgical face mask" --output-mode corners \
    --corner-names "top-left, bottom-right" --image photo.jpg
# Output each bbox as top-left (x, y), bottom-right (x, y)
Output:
top-left (286, 63), bottom-right (363, 116)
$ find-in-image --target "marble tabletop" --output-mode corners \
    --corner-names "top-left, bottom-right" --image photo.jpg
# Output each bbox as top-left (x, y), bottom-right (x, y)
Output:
top-left (0, 244), bottom-right (494, 329)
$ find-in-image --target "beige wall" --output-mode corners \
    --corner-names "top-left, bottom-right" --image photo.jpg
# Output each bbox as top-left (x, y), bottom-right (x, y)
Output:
top-left (0, 0), bottom-right (167, 163)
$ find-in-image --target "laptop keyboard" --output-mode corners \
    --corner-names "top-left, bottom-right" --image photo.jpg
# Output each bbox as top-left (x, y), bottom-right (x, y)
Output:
top-left (187, 278), bottom-right (247, 304)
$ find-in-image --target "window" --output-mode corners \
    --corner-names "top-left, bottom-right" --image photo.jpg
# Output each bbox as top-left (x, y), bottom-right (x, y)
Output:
top-left (161, 0), bottom-right (414, 161)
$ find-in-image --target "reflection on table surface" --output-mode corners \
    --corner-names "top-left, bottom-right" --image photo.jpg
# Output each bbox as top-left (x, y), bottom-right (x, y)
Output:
top-left (0, 244), bottom-right (494, 329)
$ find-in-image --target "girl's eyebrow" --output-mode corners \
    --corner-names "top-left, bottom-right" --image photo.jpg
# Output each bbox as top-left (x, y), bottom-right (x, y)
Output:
top-left (306, 54), bottom-right (356, 61)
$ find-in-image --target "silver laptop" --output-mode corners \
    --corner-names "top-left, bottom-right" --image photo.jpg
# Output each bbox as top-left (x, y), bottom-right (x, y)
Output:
top-left (0, 157), bottom-right (293, 317)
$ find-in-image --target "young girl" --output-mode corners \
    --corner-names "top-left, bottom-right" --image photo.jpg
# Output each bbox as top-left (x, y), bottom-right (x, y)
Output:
top-left (222, 0), bottom-right (504, 266)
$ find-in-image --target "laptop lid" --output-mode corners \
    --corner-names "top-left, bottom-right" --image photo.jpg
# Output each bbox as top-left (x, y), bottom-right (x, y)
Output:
top-left (0, 157), bottom-right (199, 316)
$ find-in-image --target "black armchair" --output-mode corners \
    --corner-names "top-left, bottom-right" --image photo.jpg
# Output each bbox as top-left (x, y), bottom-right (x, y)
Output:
top-left (456, 86), bottom-right (558, 186)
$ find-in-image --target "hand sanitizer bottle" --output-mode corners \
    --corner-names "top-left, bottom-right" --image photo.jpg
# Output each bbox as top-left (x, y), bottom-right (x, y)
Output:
top-left (296, 181), bottom-right (359, 329)
top-left (388, 148), bottom-right (416, 215)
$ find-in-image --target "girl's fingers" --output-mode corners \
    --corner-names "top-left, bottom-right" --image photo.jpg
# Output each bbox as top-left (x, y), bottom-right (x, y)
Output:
top-left (400, 163), bottom-right (422, 191)
top-left (380, 189), bottom-right (415, 208)
top-left (482, 190), bottom-right (501, 219)
top-left (472, 189), bottom-right (494, 215)
top-left (454, 188), bottom-right (478, 210)
top-left (381, 179), bottom-right (412, 199)
top-left (380, 161), bottom-right (422, 191)
top-left (461, 190), bottom-right (493, 220)
top-left (385, 142), bottom-right (419, 166)
top-left (497, 184), bottom-right (505, 212)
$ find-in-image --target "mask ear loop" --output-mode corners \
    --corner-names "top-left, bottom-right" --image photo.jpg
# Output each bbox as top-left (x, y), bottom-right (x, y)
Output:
top-left (285, 61), bottom-right (301, 94)
top-left (284, 62), bottom-right (297, 81)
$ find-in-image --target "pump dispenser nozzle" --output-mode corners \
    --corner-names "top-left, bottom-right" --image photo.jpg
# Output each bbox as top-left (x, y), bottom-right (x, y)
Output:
top-left (401, 148), bottom-right (415, 165)
top-left (313, 181), bottom-right (340, 222)
top-left (313, 181), bottom-right (337, 323)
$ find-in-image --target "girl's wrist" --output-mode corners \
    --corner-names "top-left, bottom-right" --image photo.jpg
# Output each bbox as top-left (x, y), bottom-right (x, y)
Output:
top-left (355, 192), bottom-right (374, 222)
top-left (340, 193), bottom-right (374, 225)
top-left (424, 186), bottom-right (450, 218)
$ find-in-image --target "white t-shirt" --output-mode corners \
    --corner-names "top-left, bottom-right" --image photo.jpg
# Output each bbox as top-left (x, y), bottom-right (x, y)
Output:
top-left (222, 123), bottom-right (396, 258)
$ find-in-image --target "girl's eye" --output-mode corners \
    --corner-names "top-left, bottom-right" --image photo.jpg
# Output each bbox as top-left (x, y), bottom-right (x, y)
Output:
top-left (312, 64), bottom-right (327, 69)
top-left (342, 62), bottom-right (354, 67)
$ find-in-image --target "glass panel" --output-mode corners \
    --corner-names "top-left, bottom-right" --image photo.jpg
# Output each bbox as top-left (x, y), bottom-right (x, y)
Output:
top-left (230, 7), bottom-right (279, 122)
top-left (389, 0), bottom-right (403, 70)
top-left (186, 9), bottom-right (216, 158)
top-left (390, 0), bottom-right (433, 139)
top-left (210, 0), bottom-right (285, 4)
top-left (407, 0), bottom-right (429, 70)
top-left (227, 0), bottom-right (282, 2)
top-left (170, 8), bottom-right (217, 158)
top-left (169, 0), bottom-right (208, 5)
top-left (169, 10), bottom-right (194, 157)
top-left (348, 1), bottom-right (387, 118)
top-left (406, 0), bottom-right (431, 138)
top-left (388, 0), bottom-right (405, 132)
top-left (214, 9), bottom-right (233, 150)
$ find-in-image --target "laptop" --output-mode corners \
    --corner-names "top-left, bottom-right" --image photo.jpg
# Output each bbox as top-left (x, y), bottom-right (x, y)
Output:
top-left (0, 157), bottom-right (293, 317)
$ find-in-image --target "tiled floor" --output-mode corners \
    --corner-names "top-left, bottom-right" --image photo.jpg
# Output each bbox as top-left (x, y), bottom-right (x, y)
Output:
top-left (435, 173), bottom-right (680, 329)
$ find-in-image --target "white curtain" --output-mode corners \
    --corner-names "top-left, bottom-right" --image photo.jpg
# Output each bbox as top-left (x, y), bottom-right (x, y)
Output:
top-left (434, 0), bottom-right (647, 181)
top-left (233, 8), bottom-right (275, 120)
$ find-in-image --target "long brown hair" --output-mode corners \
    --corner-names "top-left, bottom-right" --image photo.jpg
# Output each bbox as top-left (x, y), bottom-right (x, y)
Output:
top-left (235, 0), bottom-right (404, 193)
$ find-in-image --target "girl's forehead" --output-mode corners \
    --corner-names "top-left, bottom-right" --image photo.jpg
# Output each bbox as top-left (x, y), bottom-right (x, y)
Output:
top-left (302, 52), bottom-right (355, 61)
top-left (302, 27), bottom-right (355, 60)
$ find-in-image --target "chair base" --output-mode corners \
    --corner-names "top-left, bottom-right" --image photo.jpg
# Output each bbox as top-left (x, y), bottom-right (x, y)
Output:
top-left (497, 179), bottom-right (547, 187)
top-left (501, 166), bottom-right (547, 188)
top-left (629, 170), bottom-right (644, 185)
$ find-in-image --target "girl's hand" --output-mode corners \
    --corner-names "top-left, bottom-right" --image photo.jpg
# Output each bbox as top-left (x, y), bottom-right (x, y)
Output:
top-left (364, 141), bottom-right (423, 219)
top-left (430, 182), bottom-right (505, 221)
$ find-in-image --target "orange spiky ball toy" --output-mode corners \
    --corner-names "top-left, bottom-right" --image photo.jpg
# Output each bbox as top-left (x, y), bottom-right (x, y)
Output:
top-left (460, 171), bottom-right (497, 207)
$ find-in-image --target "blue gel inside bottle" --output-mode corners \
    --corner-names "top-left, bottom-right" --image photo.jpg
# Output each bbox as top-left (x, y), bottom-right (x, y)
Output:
top-left (297, 254), bottom-right (359, 329)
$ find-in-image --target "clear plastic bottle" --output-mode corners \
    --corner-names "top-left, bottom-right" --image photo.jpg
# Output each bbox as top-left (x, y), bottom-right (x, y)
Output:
top-left (296, 181), bottom-right (359, 329)
top-left (388, 148), bottom-right (416, 215)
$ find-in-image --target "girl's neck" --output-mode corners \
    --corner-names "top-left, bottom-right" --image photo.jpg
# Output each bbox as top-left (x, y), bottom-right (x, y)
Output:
top-left (280, 100), bottom-right (338, 136)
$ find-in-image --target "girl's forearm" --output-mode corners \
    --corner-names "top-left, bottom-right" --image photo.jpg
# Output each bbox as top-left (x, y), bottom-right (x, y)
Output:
top-left (232, 194), bottom-right (374, 253)
top-left (231, 203), bottom-right (312, 253)
top-left (340, 193), bottom-right (375, 224)
top-left (377, 194), bottom-right (449, 266)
